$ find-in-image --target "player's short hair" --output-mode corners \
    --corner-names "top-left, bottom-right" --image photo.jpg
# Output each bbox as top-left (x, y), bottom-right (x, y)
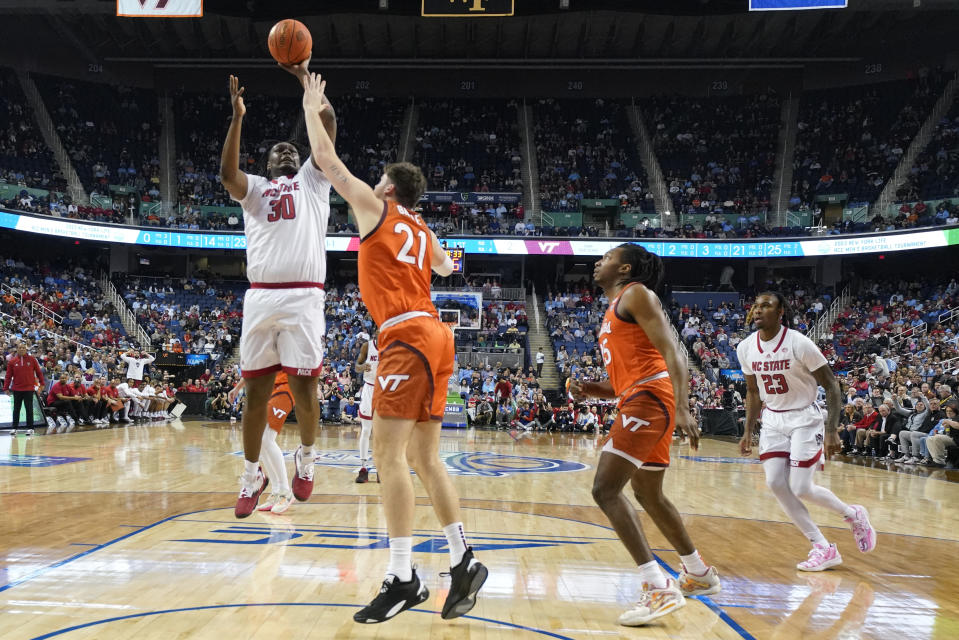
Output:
top-left (385, 162), bottom-right (427, 209)
top-left (616, 243), bottom-right (664, 293)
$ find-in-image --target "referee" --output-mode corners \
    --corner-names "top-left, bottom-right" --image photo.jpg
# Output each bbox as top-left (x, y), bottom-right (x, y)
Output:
top-left (4, 343), bottom-right (45, 435)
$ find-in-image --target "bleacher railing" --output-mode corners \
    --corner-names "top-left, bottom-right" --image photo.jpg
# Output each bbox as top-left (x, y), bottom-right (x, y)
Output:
top-left (938, 305), bottom-right (959, 326)
top-left (808, 286), bottom-right (850, 344)
top-left (30, 301), bottom-right (63, 326)
top-left (888, 322), bottom-right (928, 351)
top-left (1, 283), bottom-right (22, 303)
top-left (0, 309), bottom-right (94, 352)
top-left (100, 273), bottom-right (151, 348)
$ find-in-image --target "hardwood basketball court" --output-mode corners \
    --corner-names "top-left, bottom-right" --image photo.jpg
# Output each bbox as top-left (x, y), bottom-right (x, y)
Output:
top-left (1, 420), bottom-right (956, 639)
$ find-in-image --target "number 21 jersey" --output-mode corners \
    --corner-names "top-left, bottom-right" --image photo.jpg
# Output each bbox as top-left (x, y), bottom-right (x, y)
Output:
top-left (736, 326), bottom-right (827, 411)
top-left (358, 201), bottom-right (438, 327)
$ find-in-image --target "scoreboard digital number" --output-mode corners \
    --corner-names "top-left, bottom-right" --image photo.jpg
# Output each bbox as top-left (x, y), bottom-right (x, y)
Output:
top-left (447, 247), bottom-right (465, 273)
top-left (422, 0), bottom-right (514, 18)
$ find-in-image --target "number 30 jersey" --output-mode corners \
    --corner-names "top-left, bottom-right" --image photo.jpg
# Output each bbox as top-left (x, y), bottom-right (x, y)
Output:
top-left (358, 200), bottom-right (439, 327)
top-left (235, 159), bottom-right (331, 284)
top-left (736, 326), bottom-right (828, 411)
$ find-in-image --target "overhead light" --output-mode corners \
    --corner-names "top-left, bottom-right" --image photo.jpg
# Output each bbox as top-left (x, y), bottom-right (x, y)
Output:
top-left (379, 0), bottom-right (388, 9)
top-left (560, 0), bottom-right (570, 8)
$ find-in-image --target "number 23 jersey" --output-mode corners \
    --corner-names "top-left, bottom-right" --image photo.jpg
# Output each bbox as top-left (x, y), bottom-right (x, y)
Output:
top-left (236, 160), bottom-right (331, 284)
top-left (736, 326), bottom-right (827, 411)
top-left (358, 201), bottom-right (438, 327)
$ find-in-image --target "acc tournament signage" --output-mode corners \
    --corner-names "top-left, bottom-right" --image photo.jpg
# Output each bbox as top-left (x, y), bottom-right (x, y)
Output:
top-left (0, 209), bottom-right (955, 258)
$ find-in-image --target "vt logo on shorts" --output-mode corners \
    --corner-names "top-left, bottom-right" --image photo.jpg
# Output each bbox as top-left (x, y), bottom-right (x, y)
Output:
top-left (272, 407), bottom-right (288, 419)
top-left (622, 414), bottom-right (651, 432)
top-left (378, 374), bottom-right (410, 391)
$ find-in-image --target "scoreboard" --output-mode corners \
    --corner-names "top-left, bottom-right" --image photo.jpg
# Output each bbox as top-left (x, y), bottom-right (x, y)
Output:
top-left (422, 0), bottom-right (514, 17)
top-left (447, 247), bottom-right (465, 274)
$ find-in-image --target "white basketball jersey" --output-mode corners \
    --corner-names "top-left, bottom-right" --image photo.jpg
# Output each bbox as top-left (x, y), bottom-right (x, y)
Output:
top-left (117, 0), bottom-right (202, 17)
top-left (362, 338), bottom-right (379, 384)
top-left (237, 159), bottom-right (331, 284)
top-left (736, 326), bottom-right (828, 411)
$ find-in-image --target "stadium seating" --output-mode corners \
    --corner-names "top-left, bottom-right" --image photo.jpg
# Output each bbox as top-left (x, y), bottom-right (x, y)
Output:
top-left (0, 68), bottom-right (63, 191)
top-left (35, 74), bottom-right (160, 198)
top-left (414, 99), bottom-right (523, 193)
top-left (644, 90), bottom-right (781, 218)
top-left (535, 98), bottom-right (652, 214)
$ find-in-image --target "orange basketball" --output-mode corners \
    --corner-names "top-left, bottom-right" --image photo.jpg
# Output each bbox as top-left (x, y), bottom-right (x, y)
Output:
top-left (268, 19), bottom-right (312, 65)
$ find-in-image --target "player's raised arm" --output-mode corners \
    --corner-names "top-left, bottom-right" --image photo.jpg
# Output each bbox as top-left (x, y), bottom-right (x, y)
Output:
top-left (301, 73), bottom-right (381, 234)
top-left (279, 57), bottom-right (337, 145)
top-left (219, 75), bottom-right (249, 201)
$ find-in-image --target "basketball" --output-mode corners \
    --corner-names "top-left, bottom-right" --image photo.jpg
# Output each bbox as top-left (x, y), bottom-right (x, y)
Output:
top-left (268, 19), bottom-right (312, 65)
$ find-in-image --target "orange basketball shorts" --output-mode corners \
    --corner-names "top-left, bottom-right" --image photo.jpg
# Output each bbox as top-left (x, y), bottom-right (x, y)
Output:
top-left (266, 382), bottom-right (295, 433)
top-left (373, 316), bottom-right (454, 423)
top-left (603, 377), bottom-right (675, 469)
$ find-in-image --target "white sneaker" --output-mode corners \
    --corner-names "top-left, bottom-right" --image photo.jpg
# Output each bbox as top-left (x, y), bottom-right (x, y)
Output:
top-left (618, 578), bottom-right (685, 626)
top-left (46, 416), bottom-right (57, 432)
top-left (271, 493), bottom-right (294, 514)
top-left (678, 565), bottom-right (722, 596)
top-left (257, 493), bottom-right (279, 512)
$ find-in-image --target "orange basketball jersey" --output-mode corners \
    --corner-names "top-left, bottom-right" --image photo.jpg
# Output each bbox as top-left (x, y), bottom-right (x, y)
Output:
top-left (598, 282), bottom-right (669, 398)
top-left (358, 201), bottom-right (438, 327)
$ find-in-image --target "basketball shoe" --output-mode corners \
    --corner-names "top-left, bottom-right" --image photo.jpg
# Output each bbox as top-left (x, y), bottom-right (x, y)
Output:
top-left (441, 547), bottom-right (488, 619)
top-left (235, 467), bottom-right (268, 518)
top-left (292, 445), bottom-right (314, 501)
top-left (797, 543), bottom-right (842, 571)
top-left (257, 493), bottom-right (279, 512)
top-left (271, 492), bottom-right (294, 514)
top-left (845, 505), bottom-right (877, 553)
top-left (678, 565), bottom-right (722, 596)
top-left (618, 578), bottom-right (685, 626)
top-left (355, 467), bottom-right (369, 484)
top-left (353, 569), bottom-right (429, 624)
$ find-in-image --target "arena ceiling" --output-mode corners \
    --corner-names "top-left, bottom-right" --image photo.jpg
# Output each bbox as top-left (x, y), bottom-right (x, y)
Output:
top-left (3, 0), bottom-right (957, 65)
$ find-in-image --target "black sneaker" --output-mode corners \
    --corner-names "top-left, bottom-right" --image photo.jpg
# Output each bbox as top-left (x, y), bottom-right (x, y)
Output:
top-left (441, 547), bottom-right (488, 620)
top-left (353, 570), bottom-right (429, 624)
top-left (355, 467), bottom-right (369, 484)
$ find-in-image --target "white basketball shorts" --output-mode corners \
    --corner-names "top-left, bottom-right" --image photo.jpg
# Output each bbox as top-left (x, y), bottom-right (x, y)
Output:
top-left (359, 381), bottom-right (374, 420)
top-left (758, 404), bottom-right (826, 470)
top-left (240, 287), bottom-right (325, 378)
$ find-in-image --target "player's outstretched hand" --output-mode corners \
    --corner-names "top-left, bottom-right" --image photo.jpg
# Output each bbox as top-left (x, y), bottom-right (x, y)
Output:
top-left (567, 379), bottom-right (586, 401)
top-left (229, 75), bottom-right (245, 118)
top-left (676, 408), bottom-right (700, 450)
top-left (739, 433), bottom-right (753, 457)
top-left (278, 56), bottom-right (311, 79)
top-left (301, 72), bottom-right (328, 114)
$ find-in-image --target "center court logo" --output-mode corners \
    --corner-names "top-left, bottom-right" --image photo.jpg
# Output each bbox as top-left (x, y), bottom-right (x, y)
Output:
top-left (230, 450), bottom-right (590, 477)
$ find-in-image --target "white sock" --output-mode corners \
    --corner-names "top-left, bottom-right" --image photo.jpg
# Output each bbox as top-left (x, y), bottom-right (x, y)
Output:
top-left (387, 537), bottom-right (413, 582)
top-left (359, 419), bottom-right (372, 464)
top-left (301, 445), bottom-right (314, 459)
top-left (679, 550), bottom-right (708, 576)
top-left (243, 459), bottom-right (258, 477)
top-left (443, 522), bottom-right (469, 567)
top-left (637, 560), bottom-right (668, 590)
top-left (261, 428), bottom-right (289, 492)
